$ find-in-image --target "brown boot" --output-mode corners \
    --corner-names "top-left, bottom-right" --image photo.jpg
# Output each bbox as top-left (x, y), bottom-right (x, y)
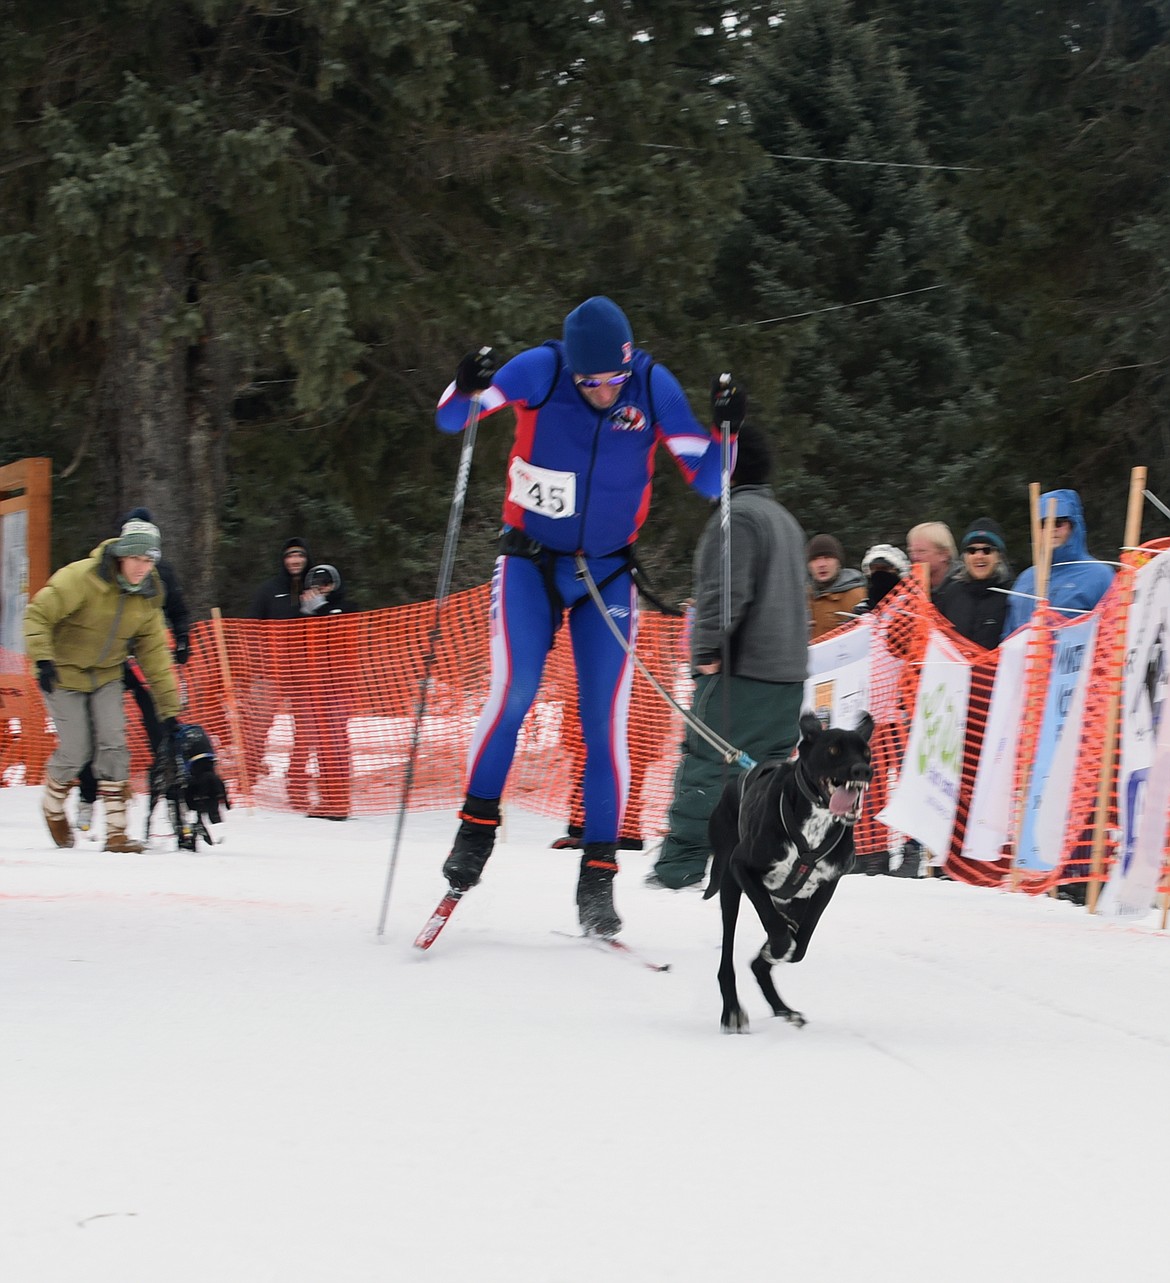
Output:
top-left (42, 775), bottom-right (75, 848)
top-left (100, 779), bottom-right (144, 854)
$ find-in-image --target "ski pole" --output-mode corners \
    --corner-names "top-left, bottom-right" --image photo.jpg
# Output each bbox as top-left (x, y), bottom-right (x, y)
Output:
top-left (716, 373), bottom-right (734, 777)
top-left (574, 555), bottom-right (754, 769)
top-left (376, 389), bottom-right (484, 936)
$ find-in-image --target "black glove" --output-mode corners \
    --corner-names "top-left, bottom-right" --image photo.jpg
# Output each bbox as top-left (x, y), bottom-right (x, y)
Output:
top-left (163, 717), bottom-right (181, 739)
top-left (710, 373), bottom-right (747, 434)
top-left (455, 346), bottom-right (498, 394)
top-left (36, 660), bottom-right (58, 695)
top-left (173, 636), bottom-right (190, 666)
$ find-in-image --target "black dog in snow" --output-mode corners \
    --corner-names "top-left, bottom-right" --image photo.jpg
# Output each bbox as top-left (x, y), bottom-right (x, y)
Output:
top-left (147, 722), bottom-right (230, 851)
top-left (705, 712), bottom-right (874, 1033)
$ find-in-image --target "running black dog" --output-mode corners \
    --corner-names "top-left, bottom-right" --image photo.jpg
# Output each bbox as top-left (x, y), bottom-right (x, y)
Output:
top-left (146, 723), bottom-right (230, 851)
top-left (705, 712), bottom-right (874, 1033)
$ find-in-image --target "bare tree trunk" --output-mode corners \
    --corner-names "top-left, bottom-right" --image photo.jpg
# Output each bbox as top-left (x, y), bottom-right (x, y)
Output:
top-left (97, 247), bottom-right (231, 621)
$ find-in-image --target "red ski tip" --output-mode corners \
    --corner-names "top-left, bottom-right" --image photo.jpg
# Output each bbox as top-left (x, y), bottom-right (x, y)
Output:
top-left (414, 889), bottom-right (463, 950)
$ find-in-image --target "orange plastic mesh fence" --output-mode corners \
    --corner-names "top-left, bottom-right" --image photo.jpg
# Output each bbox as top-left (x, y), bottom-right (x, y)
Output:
top-left (154, 587), bottom-right (692, 830)
top-left (5, 556), bottom-right (1169, 900)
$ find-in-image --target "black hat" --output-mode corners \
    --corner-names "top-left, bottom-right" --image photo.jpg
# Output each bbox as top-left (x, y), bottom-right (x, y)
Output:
top-left (961, 518), bottom-right (1006, 555)
top-left (731, 422), bottom-right (771, 485)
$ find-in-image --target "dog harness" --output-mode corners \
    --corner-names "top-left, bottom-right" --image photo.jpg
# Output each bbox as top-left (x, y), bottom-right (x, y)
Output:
top-left (172, 725), bottom-right (216, 785)
top-left (737, 761), bottom-right (850, 901)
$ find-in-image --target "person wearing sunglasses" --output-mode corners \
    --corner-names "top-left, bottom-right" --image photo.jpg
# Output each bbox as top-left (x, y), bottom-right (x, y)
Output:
top-left (434, 296), bottom-right (736, 938)
top-left (935, 518), bottom-right (1013, 649)
top-left (1001, 488), bottom-right (1115, 639)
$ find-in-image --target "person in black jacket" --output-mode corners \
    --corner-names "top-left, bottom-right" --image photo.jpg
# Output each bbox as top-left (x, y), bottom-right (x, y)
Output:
top-left (935, 518), bottom-right (1012, 649)
top-left (75, 506), bottom-right (192, 837)
top-left (247, 537), bottom-right (358, 818)
top-left (250, 537), bottom-right (312, 619)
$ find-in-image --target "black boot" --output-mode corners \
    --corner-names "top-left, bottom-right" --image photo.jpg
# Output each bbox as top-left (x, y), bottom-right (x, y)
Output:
top-left (576, 843), bottom-right (622, 938)
top-left (442, 796), bottom-right (500, 890)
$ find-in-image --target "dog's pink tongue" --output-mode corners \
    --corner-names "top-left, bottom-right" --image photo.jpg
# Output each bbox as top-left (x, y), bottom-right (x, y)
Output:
top-left (829, 786), bottom-right (854, 818)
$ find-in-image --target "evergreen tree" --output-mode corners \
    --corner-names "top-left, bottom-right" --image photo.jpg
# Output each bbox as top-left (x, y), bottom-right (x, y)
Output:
top-left (0, 2), bottom-right (750, 613)
top-left (719, 0), bottom-right (995, 558)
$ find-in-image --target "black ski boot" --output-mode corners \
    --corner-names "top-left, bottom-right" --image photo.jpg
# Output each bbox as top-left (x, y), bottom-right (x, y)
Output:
top-left (442, 796), bottom-right (501, 890)
top-left (576, 843), bottom-right (622, 938)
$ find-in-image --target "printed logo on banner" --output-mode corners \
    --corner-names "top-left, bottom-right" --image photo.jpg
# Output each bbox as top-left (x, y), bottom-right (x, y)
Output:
top-left (803, 621), bottom-right (871, 730)
top-left (1016, 615), bottom-right (1097, 872)
top-left (915, 681), bottom-right (963, 779)
top-left (1102, 551), bottom-right (1170, 914)
top-left (876, 632), bottom-right (970, 856)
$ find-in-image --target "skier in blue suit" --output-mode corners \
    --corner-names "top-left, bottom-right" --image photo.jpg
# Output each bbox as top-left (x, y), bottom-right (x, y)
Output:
top-left (1001, 488), bottom-right (1116, 638)
top-left (435, 296), bottom-right (740, 937)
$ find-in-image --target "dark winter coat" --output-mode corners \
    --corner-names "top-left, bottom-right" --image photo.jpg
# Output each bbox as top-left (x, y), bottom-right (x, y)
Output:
top-left (301, 580), bottom-right (358, 617)
top-left (157, 560), bottom-right (190, 646)
top-left (935, 569), bottom-right (1012, 649)
top-left (250, 539), bottom-right (311, 620)
top-left (250, 541), bottom-right (358, 618)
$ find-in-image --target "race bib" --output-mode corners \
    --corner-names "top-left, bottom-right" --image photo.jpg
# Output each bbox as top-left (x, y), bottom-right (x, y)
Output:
top-left (508, 456), bottom-right (577, 519)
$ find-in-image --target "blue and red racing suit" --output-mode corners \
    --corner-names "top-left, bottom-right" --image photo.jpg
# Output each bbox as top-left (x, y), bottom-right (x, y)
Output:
top-left (436, 341), bottom-right (728, 843)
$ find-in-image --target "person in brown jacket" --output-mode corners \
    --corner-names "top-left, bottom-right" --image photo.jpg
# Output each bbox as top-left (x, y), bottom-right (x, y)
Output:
top-left (807, 534), bottom-right (866, 639)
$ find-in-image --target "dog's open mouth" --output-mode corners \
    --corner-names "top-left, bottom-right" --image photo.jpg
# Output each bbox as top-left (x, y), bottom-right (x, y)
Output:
top-left (824, 780), bottom-right (868, 823)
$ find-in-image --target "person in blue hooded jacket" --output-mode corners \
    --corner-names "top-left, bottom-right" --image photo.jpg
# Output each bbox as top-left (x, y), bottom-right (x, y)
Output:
top-left (434, 296), bottom-right (736, 938)
top-left (1001, 488), bottom-right (1116, 638)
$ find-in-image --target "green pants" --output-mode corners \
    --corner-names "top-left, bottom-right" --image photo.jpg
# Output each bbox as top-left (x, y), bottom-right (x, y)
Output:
top-left (653, 675), bottom-right (803, 889)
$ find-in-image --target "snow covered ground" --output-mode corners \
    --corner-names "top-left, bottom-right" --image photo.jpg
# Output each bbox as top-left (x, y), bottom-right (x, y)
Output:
top-left (3, 784), bottom-right (1169, 1282)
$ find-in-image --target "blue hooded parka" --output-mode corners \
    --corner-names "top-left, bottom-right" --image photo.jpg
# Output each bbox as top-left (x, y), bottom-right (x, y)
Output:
top-left (1001, 489), bottom-right (1116, 638)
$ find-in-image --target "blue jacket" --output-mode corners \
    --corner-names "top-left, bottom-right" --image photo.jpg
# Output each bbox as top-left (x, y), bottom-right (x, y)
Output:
top-left (437, 343), bottom-right (724, 556)
top-left (1001, 488), bottom-right (1115, 637)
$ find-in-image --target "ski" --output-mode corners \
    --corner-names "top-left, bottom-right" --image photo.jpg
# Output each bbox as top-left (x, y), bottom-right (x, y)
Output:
top-left (554, 930), bottom-right (671, 972)
top-left (413, 888), bottom-right (464, 950)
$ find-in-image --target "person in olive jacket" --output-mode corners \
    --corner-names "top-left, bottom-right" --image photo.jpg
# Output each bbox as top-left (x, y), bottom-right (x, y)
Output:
top-left (24, 518), bottom-right (180, 852)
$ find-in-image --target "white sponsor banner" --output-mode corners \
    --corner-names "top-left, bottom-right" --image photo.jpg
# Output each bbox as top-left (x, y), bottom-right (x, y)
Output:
top-left (1100, 552), bottom-right (1170, 916)
top-left (877, 632), bottom-right (971, 855)
top-left (960, 627), bottom-right (1031, 862)
top-left (803, 620), bottom-right (871, 730)
top-left (1016, 615), bottom-right (1098, 871)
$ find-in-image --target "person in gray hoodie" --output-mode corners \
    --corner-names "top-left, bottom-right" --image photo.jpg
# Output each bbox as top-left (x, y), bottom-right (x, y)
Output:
top-left (649, 421), bottom-right (809, 889)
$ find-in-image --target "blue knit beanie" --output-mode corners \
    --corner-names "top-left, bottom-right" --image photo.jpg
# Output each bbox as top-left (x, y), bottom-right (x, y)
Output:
top-left (562, 297), bottom-right (634, 374)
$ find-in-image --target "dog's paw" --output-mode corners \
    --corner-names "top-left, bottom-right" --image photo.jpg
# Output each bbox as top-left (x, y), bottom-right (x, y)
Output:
top-left (781, 1008), bottom-right (807, 1029)
top-left (720, 1006), bottom-right (750, 1035)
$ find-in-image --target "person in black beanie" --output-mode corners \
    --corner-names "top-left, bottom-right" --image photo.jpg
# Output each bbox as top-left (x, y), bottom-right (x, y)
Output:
top-left (935, 517), bottom-right (1012, 649)
top-left (246, 536), bottom-right (357, 818)
top-left (251, 536), bottom-right (312, 620)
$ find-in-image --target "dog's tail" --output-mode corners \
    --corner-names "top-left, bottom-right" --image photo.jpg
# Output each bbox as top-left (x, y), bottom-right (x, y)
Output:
top-left (703, 780), bottom-right (737, 900)
top-left (702, 852), bottom-right (725, 900)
